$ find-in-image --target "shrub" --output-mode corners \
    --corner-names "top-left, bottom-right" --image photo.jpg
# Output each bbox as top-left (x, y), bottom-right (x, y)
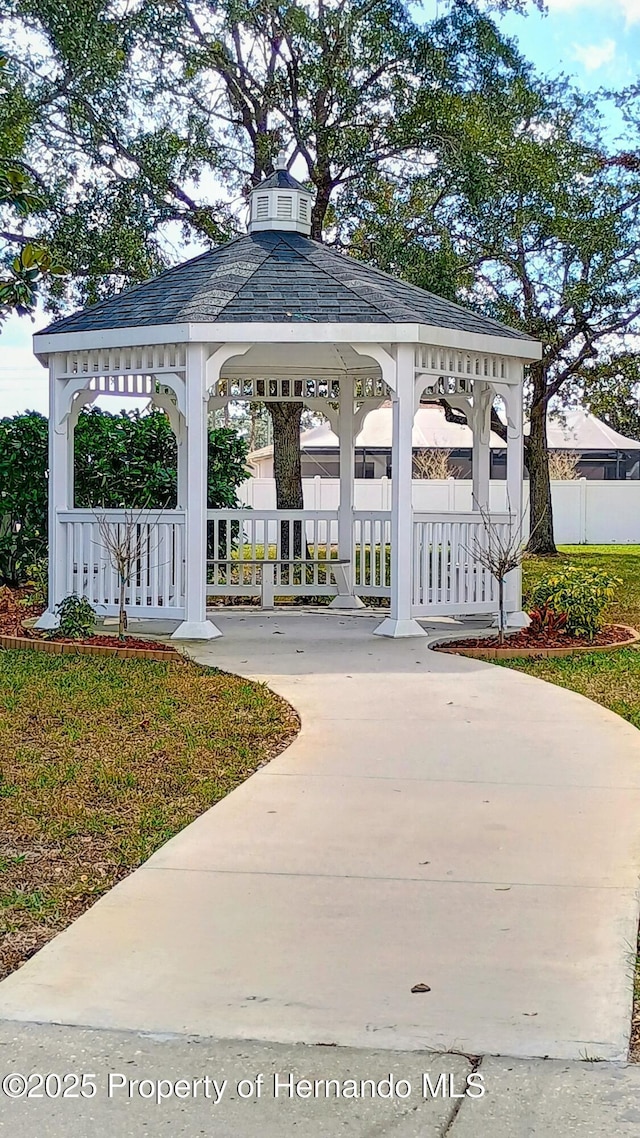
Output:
top-left (527, 604), bottom-right (568, 637)
top-left (529, 566), bottom-right (620, 639)
top-left (0, 412), bottom-right (48, 585)
top-left (0, 409), bottom-right (249, 585)
top-left (55, 595), bottom-right (95, 639)
top-left (23, 559), bottom-right (48, 608)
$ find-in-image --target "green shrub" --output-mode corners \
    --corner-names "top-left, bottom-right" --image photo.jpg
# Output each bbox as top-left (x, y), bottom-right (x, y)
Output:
top-left (529, 565), bottom-right (620, 639)
top-left (0, 409), bottom-right (249, 586)
top-left (55, 595), bottom-right (95, 639)
top-left (24, 558), bottom-right (48, 607)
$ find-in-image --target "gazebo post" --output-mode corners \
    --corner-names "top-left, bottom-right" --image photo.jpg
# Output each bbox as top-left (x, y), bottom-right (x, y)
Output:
top-left (176, 418), bottom-right (187, 509)
top-left (36, 354), bottom-right (67, 629)
top-left (471, 382), bottom-right (492, 512)
top-left (171, 344), bottom-right (221, 640)
top-left (503, 377), bottom-right (529, 628)
top-left (329, 373), bottom-right (364, 609)
top-left (374, 344), bottom-right (426, 638)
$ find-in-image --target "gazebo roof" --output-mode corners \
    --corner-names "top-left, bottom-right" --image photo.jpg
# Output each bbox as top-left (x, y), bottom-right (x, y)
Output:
top-left (42, 230), bottom-right (532, 341)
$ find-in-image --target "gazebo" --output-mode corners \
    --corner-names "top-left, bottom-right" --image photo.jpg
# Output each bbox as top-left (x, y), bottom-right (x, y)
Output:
top-left (33, 155), bottom-right (541, 639)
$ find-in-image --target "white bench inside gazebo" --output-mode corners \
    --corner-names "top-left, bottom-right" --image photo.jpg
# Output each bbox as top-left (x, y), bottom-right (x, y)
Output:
top-left (34, 153), bottom-right (541, 639)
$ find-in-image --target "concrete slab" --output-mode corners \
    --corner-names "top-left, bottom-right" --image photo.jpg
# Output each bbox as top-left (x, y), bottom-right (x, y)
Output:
top-left (0, 866), bottom-right (635, 1060)
top-left (0, 1023), bottom-right (469, 1137)
top-left (449, 1057), bottom-right (640, 1137)
top-left (0, 611), bottom-right (639, 1062)
top-left (147, 769), bottom-right (640, 888)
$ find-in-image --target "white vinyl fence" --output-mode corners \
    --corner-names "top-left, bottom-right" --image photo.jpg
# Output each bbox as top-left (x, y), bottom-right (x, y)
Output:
top-left (239, 477), bottom-right (640, 545)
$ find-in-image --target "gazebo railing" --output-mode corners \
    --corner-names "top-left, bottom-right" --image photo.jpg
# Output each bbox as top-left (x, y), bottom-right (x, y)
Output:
top-left (55, 506), bottom-right (510, 617)
top-left (411, 511), bottom-right (512, 615)
top-left (352, 511), bottom-right (392, 596)
top-left (206, 508), bottom-right (342, 596)
top-left (56, 509), bottom-right (186, 617)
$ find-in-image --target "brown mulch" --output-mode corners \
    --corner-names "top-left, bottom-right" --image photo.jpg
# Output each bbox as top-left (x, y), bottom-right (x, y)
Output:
top-left (0, 586), bottom-right (41, 635)
top-left (41, 634), bottom-right (178, 653)
top-left (441, 624), bottom-right (633, 651)
top-left (0, 586), bottom-right (177, 653)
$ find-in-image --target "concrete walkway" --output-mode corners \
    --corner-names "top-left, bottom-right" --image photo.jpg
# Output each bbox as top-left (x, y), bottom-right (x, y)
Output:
top-left (0, 611), bottom-right (639, 1062)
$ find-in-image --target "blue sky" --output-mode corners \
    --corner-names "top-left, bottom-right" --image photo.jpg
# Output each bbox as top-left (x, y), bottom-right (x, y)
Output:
top-left (499, 0), bottom-right (638, 94)
top-left (2, 0), bottom-right (639, 416)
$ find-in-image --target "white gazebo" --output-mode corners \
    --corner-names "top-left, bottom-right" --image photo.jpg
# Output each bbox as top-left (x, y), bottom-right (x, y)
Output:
top-left (33, 155), bottom-right (541, 640)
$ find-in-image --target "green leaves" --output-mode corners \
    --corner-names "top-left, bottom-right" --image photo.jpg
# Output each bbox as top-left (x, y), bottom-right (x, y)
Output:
top-left (529, 565), bottom-right (621, 639)
top-left (0, 408), bottom-right (249, 586)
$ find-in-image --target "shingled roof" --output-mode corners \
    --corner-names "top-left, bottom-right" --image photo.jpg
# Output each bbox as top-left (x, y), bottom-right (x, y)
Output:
top-left (42, 231), bottom-right (532, 341)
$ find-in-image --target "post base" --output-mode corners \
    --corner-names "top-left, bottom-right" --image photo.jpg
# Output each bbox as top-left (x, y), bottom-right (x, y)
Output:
top-left (328, 594), bottom-right (366, 610)
top-left (493, 611), bottom-right (530, 630)
top-left (34, 609), bottom-right (59, 630)
top-left (171, 620), bottom-right (222, 641)
top-left (373, 617), bottom-right (427, 638)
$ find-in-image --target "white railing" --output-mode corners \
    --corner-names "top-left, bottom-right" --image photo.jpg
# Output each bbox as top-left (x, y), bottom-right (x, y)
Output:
top-left (56, 510), bottom-right (186, 617)
top-left (353, 511), bottom-right (392, 596)
top-left (411, 512), bottom-right (511, 616)
top-left (206, 509), bottom-right (343, 597)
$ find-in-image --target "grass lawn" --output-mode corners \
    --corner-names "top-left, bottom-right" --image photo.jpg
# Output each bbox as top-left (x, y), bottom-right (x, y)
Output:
top-left (508, 544), bottom-right (640, 1058)
top-left (0, 651), bottom-right (298, 980)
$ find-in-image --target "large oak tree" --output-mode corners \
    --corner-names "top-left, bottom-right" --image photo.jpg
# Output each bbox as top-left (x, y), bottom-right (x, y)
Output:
top-left (1, 0), bottom-right (541, 507)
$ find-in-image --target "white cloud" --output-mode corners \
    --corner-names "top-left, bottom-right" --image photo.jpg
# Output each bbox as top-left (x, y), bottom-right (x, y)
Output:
top-left (0, 344), bottom-right (48, 416)
top-left (572, 37), bottom-right (616, 70)
top-left (547, 0), bottom-right (640, 25)
top-left (0, 342), bottom-right (150, 419)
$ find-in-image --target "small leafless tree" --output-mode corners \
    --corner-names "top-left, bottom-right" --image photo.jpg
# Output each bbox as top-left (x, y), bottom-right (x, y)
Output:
top-left (95, 508), bottom-right (154, 640)
top-left (548, 450), bottom-right (580, 480)
top-left (468, 498), bottom-right (544, 645)
top-left (413, 448), bottom-right (461, 480)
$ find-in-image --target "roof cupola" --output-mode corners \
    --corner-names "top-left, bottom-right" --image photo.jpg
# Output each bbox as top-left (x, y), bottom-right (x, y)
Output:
top-left (248, 151), bottom-right (315, 236)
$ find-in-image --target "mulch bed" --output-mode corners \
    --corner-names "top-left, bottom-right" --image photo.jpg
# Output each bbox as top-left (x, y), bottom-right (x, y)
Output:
top-left (0, 586), bottom-right (41, 636)
top-left (0, 586), bottom-right (177, 655)
top-left (42, 634), bottom-right (178, 653)
top-left (441, 625), bottom-right (633, 651)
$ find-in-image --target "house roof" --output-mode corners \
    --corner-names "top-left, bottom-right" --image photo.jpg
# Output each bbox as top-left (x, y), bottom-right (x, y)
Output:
top-left (250, 405), bottom-right (505, 458)
top-left (545, 409), bottom-right (640, 451)
top-left (41, 231), bottom-right (536, 340)
top-left (248, 405), bottom-right (640, 460)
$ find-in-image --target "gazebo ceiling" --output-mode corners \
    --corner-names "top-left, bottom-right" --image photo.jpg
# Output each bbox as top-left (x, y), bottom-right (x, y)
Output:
top-left (40, 230), bottom-right (533, 343)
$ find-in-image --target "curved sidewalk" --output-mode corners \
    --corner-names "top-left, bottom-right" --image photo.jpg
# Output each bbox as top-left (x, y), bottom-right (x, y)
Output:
top-left (0, 612), bottom-right (639, 1060)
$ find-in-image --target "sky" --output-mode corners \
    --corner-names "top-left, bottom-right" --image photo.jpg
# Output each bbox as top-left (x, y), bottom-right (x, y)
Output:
top-left (2, 0), bottom-right (639, 419)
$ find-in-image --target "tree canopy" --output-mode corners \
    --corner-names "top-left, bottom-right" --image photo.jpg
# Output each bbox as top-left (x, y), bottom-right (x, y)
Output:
top-left (3, 0), bottom-right (640, 552)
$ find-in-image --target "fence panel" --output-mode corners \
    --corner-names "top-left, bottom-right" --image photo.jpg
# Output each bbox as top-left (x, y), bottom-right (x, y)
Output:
top-left (238, 478), bottom-right (640, 544)
top-left (56, 510), bottom-right (186, 617)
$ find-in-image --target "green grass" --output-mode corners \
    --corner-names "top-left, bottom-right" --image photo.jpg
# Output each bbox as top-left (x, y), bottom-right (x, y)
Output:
top-left (0, 651), bottom-right (298, 980)
top-left (506, 544), bottom-right (640, 1057)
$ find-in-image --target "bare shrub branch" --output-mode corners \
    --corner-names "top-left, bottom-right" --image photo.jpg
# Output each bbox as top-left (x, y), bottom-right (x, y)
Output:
top-left (413, 448), bottom-right (461, 480)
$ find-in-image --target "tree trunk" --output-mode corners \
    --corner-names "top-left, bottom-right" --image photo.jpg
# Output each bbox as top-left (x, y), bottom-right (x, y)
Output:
top-left (526, 368), bottom-right (557, 555)
top-left (118, 573), bottom-right (128, 639)
top-left (267, 402), bottom-right (305, 558)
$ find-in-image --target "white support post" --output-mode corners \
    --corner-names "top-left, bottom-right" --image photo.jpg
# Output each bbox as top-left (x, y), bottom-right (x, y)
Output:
top-left (504, 377), bottom-right (529, 628)
top-left (374, 344), bottom-right (426, 637)
top-left (329, 373), bottom-right (364, 609)
top-left (176, 417), bottom-right (187, 509)
top-left (472, 383), bottom-right (491, 512)
top-left (36, 355), bottom-right (68, 629)
top-left (171, 344), bottom-right (221, 640)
